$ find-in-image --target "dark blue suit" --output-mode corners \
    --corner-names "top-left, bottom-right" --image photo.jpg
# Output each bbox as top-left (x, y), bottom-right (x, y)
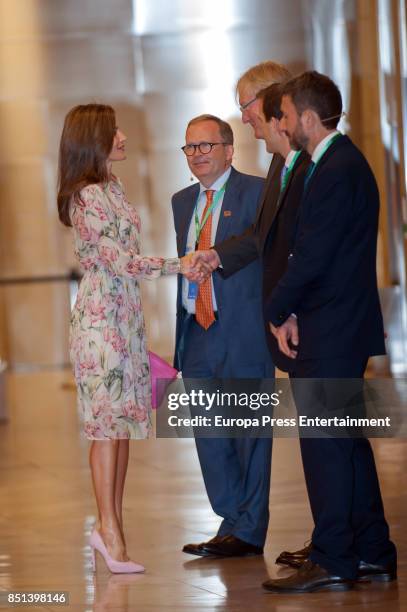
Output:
top-left (266, 135), bottom-right (396, 578)
top-left (267, 135), bottom-right (386, 360)
top-left (172, 166), bottom-right (274, 547)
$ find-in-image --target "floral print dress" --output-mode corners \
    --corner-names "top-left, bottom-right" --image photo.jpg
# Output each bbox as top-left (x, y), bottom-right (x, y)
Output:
top-left (69, 177), bottom-right (180, 440)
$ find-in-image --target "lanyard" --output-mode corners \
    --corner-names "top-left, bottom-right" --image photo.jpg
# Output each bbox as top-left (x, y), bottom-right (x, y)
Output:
top-left (281, 150), bottom-right (301, 192)
top-left (306, 133), bottom-right (342, 184)
top-left (194, 182), bottom-right (227, 246)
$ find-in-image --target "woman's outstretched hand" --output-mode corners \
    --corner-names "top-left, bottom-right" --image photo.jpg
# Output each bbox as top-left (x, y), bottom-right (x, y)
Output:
top-left (180, 250), bottom-right (220, 283)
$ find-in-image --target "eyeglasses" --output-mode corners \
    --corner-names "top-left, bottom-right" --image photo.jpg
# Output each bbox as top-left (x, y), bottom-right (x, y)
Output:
top-left (181, 142), bottom-right (228, 156)
top-left (239, 96), bottom-right (258, 112)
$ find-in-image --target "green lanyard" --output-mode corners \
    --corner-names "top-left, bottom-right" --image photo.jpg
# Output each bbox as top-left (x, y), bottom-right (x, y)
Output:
top-left (281, 150), bottom-right (302, 192)
top-left (194, 182), bottom-right (227, 246)
top-left (306, 133), bottom-right (342, 184)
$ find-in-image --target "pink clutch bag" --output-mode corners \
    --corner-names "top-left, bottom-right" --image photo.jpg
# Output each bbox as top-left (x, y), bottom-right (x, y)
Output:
top-left (148, 351), bottom-right (178, 409)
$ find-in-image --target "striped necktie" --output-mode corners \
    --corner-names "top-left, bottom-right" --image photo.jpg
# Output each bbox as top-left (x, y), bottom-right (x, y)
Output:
top-left (195, 190), bottom-right (216, 330)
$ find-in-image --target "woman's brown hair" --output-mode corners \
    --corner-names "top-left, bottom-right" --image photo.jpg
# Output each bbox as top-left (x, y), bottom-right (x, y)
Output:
top-left (57, 104), bottom-right (116, 227)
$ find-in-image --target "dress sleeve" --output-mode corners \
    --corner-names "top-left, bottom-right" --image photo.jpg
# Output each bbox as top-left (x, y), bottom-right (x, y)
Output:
top-left (71, 184), bottom-right (180, 279)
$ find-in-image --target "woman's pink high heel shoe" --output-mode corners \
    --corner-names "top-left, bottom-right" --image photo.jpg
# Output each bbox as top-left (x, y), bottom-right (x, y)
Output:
top-left (89, 529), bottom-right (145, 574)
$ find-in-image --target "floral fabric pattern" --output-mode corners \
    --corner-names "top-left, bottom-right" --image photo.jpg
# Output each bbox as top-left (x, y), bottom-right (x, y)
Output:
top-left (69, 177), bottom-right (180, 439)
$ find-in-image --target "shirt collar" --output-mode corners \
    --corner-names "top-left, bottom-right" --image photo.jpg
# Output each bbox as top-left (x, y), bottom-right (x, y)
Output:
top-left (285, 149), bottom-right (298, 168)
top-left (311, 130), bottom-right (340, 164)
top-left (199, 166), bottom-right (232, 196)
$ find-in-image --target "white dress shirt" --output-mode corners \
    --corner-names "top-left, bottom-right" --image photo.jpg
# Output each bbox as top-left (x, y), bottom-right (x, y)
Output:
top-left (182, 166), bottom-right (232, 313)
top-left (311, 130), bottom-right (340, 164)
top-left (284, 149), bottom-right (298, 169)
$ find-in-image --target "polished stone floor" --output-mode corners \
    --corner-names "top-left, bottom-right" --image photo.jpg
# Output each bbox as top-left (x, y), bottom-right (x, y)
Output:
top-left (0, 369), bottom-right (405, 611)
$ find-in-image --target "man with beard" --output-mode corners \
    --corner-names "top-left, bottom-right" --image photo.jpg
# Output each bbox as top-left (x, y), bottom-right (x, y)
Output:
top-left (262, 70), bottom-right (397, 594)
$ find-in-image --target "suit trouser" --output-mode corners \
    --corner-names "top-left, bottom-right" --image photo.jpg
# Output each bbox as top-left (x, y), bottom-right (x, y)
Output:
top-left (182, 317), bottom-right (273, 547)
top-left (290, 357), bottom-right (397, 579)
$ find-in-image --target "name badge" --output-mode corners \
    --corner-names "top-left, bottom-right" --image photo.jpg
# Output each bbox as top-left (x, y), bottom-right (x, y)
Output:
top-left (188, 282), bottom-right (198, 300)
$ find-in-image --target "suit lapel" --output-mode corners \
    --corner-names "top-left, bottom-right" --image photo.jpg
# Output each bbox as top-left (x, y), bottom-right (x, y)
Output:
top-left (271, 151), bottom-right (308, 224)
top-left (256, 155), bottom-right (285, 252)
top-left (255, 153), bottom-right (284, 224)
top-left (178, 183), bottom-right (200, 255)
top-left (214, 168), bottom-right (239, 244)
top-left (303, 134), bottom-right (347, 198)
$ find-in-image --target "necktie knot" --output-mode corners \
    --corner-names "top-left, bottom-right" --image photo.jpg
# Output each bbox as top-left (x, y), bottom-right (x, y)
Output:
top-left (205, 189), bottom-right (214, 204)
top-left (200, 190), bottom-right (215, 221)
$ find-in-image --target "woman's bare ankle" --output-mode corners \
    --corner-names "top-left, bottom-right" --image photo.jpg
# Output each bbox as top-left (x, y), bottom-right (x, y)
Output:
top-left (99, 522), bottom-right (128, 561)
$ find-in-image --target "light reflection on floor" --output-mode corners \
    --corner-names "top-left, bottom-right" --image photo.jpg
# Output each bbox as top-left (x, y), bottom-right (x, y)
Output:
top-left (0, 369), bottom-right (405, 611)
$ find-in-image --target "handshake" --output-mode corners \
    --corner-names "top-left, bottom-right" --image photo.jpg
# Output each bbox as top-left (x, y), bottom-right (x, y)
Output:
top-left (179, 249), bottom-right (221, 283)
top-left (179, 248), bottom-right (299, 359)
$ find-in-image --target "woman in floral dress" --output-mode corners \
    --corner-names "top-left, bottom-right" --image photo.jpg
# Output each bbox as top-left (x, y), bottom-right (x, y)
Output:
top-left (57, 104), bottom-right (191, 572)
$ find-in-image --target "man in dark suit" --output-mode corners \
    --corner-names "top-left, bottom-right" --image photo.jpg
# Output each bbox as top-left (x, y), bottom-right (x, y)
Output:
top-left (262, 71), bottom-right (397, 594)
top-left (192, 61), bottom-right (293, 285)
top-left (173, 114), bottom-right (274, 558)
top-left (210, 84), bottom-right (309, 373)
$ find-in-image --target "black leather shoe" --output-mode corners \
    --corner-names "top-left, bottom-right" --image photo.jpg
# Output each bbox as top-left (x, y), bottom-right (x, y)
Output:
top-left (275, 543), bottom-right (312, 569)
top-left (276, 543), bottom-right (398, 583)
top-left (203, 535), bottom-right (263, 557)
top-left (357, 560), bottom-right (397, 582)
top-left (182, 535), bottom-right (226, 557)
top-left (263, 560), bottom-right (355, 594)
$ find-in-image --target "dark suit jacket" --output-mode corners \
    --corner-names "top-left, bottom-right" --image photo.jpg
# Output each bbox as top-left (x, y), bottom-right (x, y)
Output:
top-left (172, 166), bottom-right (274, 374)
top-left (213, 152), bottom-right (309, 371)
top-left (266, 135), bottom-right (386, 360)
top-left (214, 154), bottom-right (285, 272)
top-left (262, 151), bottom-right (309, 370)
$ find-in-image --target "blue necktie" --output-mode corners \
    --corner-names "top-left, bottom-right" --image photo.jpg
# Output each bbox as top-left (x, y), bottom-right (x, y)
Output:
top-left (304, 161), bottom-right (316, 189)
top-left (280, 165), bottom-right (289, 192)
